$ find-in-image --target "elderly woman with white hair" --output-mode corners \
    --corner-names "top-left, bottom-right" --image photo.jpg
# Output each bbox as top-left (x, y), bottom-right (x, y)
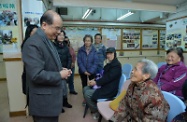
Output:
top-left (112, 59), bottom-right (170, 122)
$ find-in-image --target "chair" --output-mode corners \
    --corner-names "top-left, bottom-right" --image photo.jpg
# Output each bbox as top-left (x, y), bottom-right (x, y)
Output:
top-left (83, 74), bottom-right (126, 118)
top-left (157, 62), bottom-right (166, 68)
top-left (122, 63), bottom-right (133, 79)
top-left (97, 74), bottom-right (126, 102)
top-left (97, 76), bottom-right (131, 122)
top-left (162, 91), bottom-right (186, 122)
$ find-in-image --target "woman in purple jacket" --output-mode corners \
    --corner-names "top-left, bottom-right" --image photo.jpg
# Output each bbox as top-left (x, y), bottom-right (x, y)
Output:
top-left (153, 47), bottom-right (187, 99)
top-left (77, 35), bottom-right (98, 89)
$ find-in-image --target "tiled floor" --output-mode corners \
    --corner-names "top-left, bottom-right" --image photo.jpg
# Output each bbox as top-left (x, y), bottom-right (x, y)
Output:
top-left (0, 76), bottom-right (108, 122)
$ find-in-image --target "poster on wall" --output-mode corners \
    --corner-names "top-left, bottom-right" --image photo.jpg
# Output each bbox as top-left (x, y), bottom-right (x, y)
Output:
top-left (21, 0), bottom-right (44, 38)
top-left (122, 29), bottom-right (140, 50)
top-left (64, 27), bottom-right (100, 51)
top-left (0, 10), bottom-right (17, 26)
top-left (0, 31), bottom-right (2, 52)
top-left (0, 0), bottom-right (19, 53)
top-left (166, 17), bottom-right (187, 50)
top-left (23, 15), bottom-right (40, 27)
top-left (102, 28), bottom-right (121, 49)
top-left (159, 30), bottom-right (166, 49)
top-left (0, 30), bottom-right (12, 44)
top-left (142, 30), bottom-right (158, 49)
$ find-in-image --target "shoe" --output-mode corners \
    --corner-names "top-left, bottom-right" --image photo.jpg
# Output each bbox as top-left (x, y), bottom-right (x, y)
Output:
top-left (92, 112), bottom-right (99, 120)
top-left (70, 91), bottom-right (78, 95)
top-left (63, 97), bottom-right (72, 108)
top-left (63, 103), bottom-right (72, 108)
top-left (61, 108), bottom-right (65, 113)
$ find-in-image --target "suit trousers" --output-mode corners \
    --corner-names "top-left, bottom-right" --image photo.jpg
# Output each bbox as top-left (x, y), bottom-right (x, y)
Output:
top-left (62, 80), bottom-right (67, 96)
top-left (33, 116), bottom-right (58, 122)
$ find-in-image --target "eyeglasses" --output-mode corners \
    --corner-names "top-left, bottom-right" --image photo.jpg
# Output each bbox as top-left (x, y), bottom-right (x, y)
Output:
top-left (50, 25), bottom-right (61, 31)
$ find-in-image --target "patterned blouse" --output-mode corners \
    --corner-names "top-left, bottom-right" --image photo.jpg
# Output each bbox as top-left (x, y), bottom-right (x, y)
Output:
top-left (112, 79), bottom-right (170, 122)
top-left (172, 112), bottom-right (187, 122)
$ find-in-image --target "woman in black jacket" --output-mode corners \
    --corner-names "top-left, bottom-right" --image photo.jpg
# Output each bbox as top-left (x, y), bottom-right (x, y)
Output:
top-left (53, 30), bottom-right (72, 113)
top-left (83, 47), bottom-right (122, 118)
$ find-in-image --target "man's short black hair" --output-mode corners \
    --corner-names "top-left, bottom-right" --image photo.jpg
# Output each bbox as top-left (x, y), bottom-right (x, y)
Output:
top-left (94, 33), bottom-right (102, 40)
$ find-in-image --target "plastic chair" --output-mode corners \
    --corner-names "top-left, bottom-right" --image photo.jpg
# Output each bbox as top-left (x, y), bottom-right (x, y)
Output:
top-left (83, 74), bottom-right (126, 118)
top-left (122, 63), bottom-right (133, 79)
top-left (162, 91), bottom-right (186, 122)
top-left (97, 76), bottom-right (131, 122)
top-left (97, 74), bottom-right (126, 102)
top-left (157, 62), bottom-right (166, 68)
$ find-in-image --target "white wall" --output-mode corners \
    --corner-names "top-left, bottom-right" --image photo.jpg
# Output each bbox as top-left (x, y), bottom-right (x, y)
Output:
top-left (5, 59), bottom-right (26, 112)
top-left (0, 55), bottom-right (6, 79)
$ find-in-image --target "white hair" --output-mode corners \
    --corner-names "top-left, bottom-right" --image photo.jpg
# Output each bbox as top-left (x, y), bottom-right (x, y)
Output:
top-left (138, 59), bottom-right (158, 79)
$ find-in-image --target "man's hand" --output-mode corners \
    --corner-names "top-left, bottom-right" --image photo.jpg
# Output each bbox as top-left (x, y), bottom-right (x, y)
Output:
top-left (60, 68), bottom-right (72, 79)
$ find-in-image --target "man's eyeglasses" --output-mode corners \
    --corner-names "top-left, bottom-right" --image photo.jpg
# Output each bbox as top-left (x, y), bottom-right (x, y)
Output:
top-left (50, 25), bottom-right (61, 31)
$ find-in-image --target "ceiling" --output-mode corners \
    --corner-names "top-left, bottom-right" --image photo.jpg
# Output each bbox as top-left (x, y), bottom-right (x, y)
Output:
top-left (43, 0), bottom-right (187, 24)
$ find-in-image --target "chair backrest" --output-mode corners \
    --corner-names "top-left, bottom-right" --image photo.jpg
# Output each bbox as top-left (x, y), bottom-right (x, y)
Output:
top-left (157, 62), bottom-right (166, 68)
top-left (116, 74), bottom-right (126, 96)
top-left (162, 91), bottom-right (186, 122)
top-left (97, 74), bottom-right (126, 102)
top-left (122, 63), bottom-right (133, 79)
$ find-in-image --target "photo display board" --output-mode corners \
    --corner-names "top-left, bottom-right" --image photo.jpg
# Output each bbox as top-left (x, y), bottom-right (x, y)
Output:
top-left (64, 27), bottom-right (100, 51)
top-left (0, 0), bottom-right (19, 52)
top-left (122, 29), bottom-right (140, 49)
top-left (142, 29), bottom-right (158, 49)
top-left (159, 30), bottom-right (166, 49)
top-left (166, 17), bottom-right (187, 50)
top-left (102, 28), bottom-right (121, 49)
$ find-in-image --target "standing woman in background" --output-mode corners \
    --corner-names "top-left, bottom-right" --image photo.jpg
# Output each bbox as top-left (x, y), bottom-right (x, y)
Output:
top-left (21, 24), bottom-right (38, 95)
top-left (93, 33), bottom-right (106, 73)
top-left (77, 34), bottom-right (98, 103)
top-left (64, 36), bottom-right (78, 95)
top-left (53, 30), bottom-right (72, 113)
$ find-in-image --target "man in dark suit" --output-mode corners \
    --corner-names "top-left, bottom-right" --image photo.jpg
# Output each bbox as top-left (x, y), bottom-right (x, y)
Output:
top-left (22, 10), bottom-right (71, 122)
top-left (83, 47), bottom-right (122, 119)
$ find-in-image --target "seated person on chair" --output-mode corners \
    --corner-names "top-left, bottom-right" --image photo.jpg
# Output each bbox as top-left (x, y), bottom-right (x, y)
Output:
top-left (83, 47), bottom-right (122, 115)
top-left (112, 59), bottom-right (170, 122)
top-left (172, 79), bottom-right (187, 122)
top-left (153, 47), bottom-right (187, 100)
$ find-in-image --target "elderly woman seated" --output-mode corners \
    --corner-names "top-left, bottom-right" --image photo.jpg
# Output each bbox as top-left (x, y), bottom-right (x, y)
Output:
top-left (83, 47), bottom-right (122, 119)
top-left (112, 59), bottom-right (170, 122)
top-left (153, 47), bottom-right (187, 99)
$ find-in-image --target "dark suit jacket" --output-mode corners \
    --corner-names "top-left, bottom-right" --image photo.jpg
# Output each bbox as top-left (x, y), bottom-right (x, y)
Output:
top-left (91, 58), bottom-right (122, 101)
top-left (22, 28), bottom-right (63, 117)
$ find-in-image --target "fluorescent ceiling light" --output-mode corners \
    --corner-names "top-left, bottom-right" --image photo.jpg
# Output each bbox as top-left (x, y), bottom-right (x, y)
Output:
top-left (82, 8), bottom-right (93, 19)
top-left (117, 11), bottom-right (134, 20)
